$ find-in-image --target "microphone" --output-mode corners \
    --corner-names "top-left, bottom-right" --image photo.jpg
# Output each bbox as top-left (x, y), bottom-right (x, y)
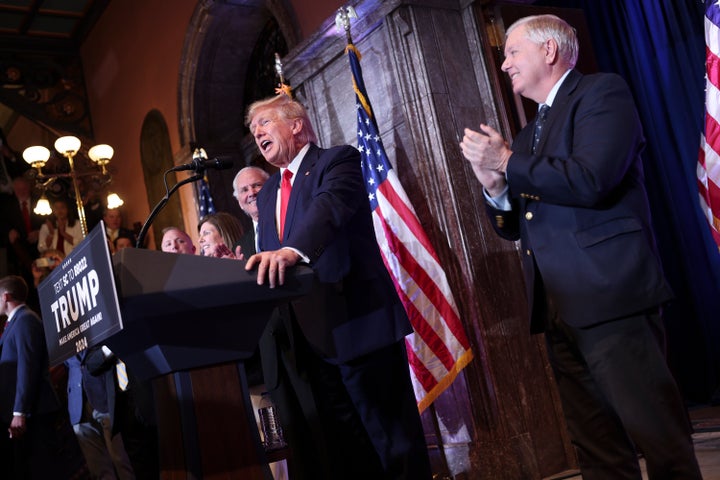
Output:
top-left (171, 156), bottom-right (233, 172)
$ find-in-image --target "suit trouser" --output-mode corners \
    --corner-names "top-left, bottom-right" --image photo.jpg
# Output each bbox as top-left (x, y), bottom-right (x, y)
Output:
top-left (1, 412), bottom-right (83, 480)
top-left (73, 409), bottom-right (135, 479)
top-left (260, 309), bottom-right (431, 480)
top-left (544, 309), bottom-right (702, 480)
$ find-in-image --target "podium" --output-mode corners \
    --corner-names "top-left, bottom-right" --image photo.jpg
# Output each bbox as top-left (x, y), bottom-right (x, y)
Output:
top-left (108, 249), bottom-right (314, 479)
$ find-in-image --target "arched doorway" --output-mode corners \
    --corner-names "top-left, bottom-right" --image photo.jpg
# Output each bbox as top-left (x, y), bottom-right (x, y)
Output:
top-left (176, 0), bottom-right (295, 234)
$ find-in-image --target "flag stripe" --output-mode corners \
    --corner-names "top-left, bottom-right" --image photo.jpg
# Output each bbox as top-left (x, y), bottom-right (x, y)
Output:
top-left (376, 174), bottom-right (440, 263)
top-left (348, 43), bottom-right (473, 412)
top-left (700, 1), bottom-right (720, 247)
top-left (373, 211), bottom-right (457, 371)
top-left (374, 196), bottom-right (470, 354)
top-left (375, 176), bottom-right (463, 335)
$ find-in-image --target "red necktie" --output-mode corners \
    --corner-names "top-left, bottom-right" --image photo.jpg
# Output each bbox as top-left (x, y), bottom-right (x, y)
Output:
top-left (279, 169), bottom-right (293, 239)
top-left (21, 200), bottom-right (31, 234)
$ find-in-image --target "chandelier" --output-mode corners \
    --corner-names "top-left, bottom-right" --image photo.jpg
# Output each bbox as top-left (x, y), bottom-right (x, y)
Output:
top-left (23, 135), bottom-right (124, 238)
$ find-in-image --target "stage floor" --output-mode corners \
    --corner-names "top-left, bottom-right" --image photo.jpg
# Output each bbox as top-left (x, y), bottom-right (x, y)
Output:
top-left (545, 404), bottom-right (720, 480)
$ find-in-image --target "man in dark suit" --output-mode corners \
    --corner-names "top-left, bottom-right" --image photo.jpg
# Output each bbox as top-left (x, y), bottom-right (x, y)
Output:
top-left (0, 275), bottom-right (66, 478)
top-left (103, 208), bottom-right (136, 253)
top-left (460, 14), bottom-right (701, 479)
top-left (66, 352), bottom-right (135, 478)
top-left (0, 176), bottom-right (45, 307)
top-left (232, 165), bottom-right (269, 258)
top-left (84, 345), bottom-right (159, 479)
top-left (244, 94), bottom-right (431, 480)
top-left (160, 226), bottom-right (196, 255)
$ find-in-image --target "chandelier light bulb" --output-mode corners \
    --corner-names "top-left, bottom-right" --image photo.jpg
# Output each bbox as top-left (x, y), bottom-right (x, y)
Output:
top-left (22, 146), bottom-right (50, 166)
top-left (106, 192), bottom-right (124, 209)
top-left (54, 136), bottom-right (81, 156)
top-left (88, 144), bottom-right (114, 162)
top-left (34, 195), bottom-right (52, 215)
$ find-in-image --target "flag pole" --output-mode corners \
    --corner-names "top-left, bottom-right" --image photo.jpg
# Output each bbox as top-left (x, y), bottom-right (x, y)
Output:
top-left (274, 52), bottom-right (293, 98)
top-left (337, 6), bottom-right (460, 477)
top-left (335, 6), bottom-right (357, 44)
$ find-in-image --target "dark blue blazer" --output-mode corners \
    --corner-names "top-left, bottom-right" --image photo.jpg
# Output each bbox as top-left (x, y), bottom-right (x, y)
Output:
top-left (256, 144), bottom-right (412, 363)
top-left (66, 352), bottom-right (109, 425)
top-left (489, 70), bottom-right (673, 331)
top-left (0, 305), bottom-right (59, 423)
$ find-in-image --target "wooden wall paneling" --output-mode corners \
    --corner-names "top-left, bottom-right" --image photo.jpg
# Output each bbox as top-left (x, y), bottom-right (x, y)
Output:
top-left (154, 374), bottom-right (187, 480)
top-left (190, 363), bottom-right (269, 479)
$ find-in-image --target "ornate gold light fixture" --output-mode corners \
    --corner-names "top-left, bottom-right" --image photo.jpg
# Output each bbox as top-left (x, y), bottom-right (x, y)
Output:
top-left (23, 135), bottom-right (124, 238)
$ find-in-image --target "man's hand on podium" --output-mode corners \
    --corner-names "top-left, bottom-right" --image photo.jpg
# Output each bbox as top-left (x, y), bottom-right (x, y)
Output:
top-left (245, 249), bottom-right (301, 289)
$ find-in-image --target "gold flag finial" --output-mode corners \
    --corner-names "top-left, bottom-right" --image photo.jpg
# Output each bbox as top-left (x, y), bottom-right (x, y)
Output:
top-left (335, 6), bottom-right (358, 44)
top-left (274, 52), bottom-right (293, 97)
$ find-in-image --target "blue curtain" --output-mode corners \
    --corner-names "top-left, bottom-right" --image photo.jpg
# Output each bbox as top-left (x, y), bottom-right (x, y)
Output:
top-left (536, 0), bottom-right (720, 402)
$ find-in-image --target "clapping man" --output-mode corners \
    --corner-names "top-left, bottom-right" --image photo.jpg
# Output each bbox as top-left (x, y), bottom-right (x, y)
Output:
top-left (460, 14), bottom-right (701, 479)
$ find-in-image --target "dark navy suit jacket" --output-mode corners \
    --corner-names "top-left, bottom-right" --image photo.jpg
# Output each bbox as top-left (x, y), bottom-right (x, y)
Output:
top-left (0, 305), bottom-right (59, 423)
top-left (256, 144), bottom-right (411, 364)
top-left (488, 70), bottom-right (673, 332)
top-left (66, 352), bottom-right (109, 425)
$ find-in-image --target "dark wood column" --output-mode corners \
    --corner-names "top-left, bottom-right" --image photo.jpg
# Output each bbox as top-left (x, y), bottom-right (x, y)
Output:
top-left (282, 0), bottom-right (576, 478)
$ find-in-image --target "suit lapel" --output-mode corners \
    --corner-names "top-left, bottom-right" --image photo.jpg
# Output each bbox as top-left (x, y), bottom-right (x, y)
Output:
top-left (534, 70), bottom-right (582, 154)
top-left (0, 305), bottom-right (24, 348)
top-left (282, 145), bottom-right (318, 241)
top-left (259, 174), bottom-right (282, 252)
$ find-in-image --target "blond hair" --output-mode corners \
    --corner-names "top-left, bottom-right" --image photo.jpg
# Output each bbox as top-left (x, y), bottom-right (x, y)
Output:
top-left (245, 94), bottom-right (318, 145)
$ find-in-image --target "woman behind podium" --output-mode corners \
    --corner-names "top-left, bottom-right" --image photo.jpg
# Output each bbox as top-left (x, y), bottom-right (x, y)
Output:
top-left (197, 212), bottom-right (243, 258)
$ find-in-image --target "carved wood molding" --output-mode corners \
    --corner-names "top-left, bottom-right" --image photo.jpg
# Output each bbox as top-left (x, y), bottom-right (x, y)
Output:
top-left (0, 52), bottom-right (93, 139)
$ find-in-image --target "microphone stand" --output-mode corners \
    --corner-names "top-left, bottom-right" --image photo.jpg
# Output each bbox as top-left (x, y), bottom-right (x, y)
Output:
top-left (136, 171), bottom-right (203, 248)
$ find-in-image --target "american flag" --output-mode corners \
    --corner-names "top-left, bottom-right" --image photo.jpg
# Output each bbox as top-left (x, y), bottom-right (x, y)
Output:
top-left (198, 174), bottom-right (216, 218)
top-left (346, 44), bottom-right (473, 412)
top-left (700, 0), bottom-right (720, 247)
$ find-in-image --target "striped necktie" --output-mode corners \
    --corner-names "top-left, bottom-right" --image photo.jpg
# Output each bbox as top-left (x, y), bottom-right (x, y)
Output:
top-left (532, 104), bottom-right (550, 153)
top-left (116, 360), bottom-right (129, 391)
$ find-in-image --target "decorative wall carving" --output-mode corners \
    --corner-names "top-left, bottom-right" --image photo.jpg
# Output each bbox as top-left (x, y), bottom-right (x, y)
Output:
top-left (0, 53), bottom-right (93, 138)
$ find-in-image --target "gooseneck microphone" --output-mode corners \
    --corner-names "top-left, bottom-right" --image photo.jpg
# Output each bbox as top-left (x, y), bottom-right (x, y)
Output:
top-left (170, 156), bottom-right (233, 172)
top-left (137, 147), bottom-right (232, 248)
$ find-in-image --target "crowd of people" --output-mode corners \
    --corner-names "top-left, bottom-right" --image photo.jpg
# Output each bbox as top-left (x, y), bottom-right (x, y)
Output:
top-left (0, 154), bottom-right (159, 478)
top-left (0, 12), bottom-right (706, 480)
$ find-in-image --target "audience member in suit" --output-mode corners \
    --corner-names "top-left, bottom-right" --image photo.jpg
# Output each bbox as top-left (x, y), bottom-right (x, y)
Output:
top-left (84, 346), bottom-right (159, 479)
top-left (5, 176), bottom-right (44, 252)
top-left (244, 94), bottom-right (431, 480)
top-left (0, 275), bottom-right (80, 479)
top-left (459, 14), bottom-right (702, 479)
top-left (37, 197), bottom-right (83, 256)
top-left (197, 211), bottom-right (243, 258)
top-left (1, 176), bottom-right (46, 310)
top-left (66, 352), bottom-right (135, 479)
top-left (232, 166), bottom-right (269, 259)
top-left (103, 208), bottom-right (135, 254)
top-left (113, 234), bottom-right (135, 252)
top-left (160, 226), bottom-right (196, 255)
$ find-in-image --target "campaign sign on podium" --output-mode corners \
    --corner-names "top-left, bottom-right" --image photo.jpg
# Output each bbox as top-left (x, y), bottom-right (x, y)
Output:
top-left (37, 220), bottom-right (123, 366)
